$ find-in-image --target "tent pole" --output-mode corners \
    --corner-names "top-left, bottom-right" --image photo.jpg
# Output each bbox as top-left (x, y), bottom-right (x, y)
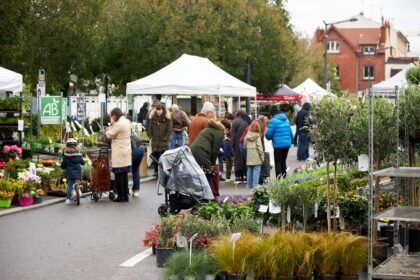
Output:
top-left (254, 96), bottom-right (257, 119)
top-left (218, 94), bottom-right (222, 117)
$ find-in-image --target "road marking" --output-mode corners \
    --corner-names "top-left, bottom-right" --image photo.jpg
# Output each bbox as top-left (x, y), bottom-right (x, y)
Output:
top-left (120, 248), bottom-right (153, 267)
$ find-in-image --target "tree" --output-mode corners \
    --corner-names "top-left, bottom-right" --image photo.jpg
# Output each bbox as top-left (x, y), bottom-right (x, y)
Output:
top-left (311, 97), bottom-right (353, 231)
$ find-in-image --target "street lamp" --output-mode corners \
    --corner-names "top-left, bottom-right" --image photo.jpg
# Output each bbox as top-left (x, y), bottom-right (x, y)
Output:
top-left (323, 17), bottom-right (358, 89)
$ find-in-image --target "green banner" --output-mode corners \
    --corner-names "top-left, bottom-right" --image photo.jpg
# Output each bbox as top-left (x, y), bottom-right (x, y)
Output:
top-left (40, 97), bottom-right (67, 124)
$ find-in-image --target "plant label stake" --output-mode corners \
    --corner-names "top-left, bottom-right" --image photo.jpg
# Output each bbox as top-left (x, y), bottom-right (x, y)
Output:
top-left (314, 201), bottom-right (319, 218)
top-left (176, 232), bottom-right (187, 248)
top-left (358, 154), bottom-right (369, 171)
top-left (287, 206), bottom-right (291, 223)
top-left (189, 233), bottom-right (199, 266)
top-left (230, 232), bottom-right (241, 263)
top-left (258, 205), bottom-right (269, 234)
top-left (269, 200), bottom-right (281, 214)
top-left (223, 196), bottom-right (229, 203)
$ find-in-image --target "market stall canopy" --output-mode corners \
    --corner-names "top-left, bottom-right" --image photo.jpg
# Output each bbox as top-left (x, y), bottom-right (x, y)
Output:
top-left (372, 63), bottom-right (415, 94)
top-left (293, 78), bottom-right (331, 102)
top-left (257, 84), bottom-right (303, 102)
top-left (126, 54), bottom-right (256, 97)
top-left (0, 66), bottom-right (22, 93)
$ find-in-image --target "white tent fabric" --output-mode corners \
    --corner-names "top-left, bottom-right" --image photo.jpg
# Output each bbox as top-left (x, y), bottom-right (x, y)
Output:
top-left (0, 66), bottom-right (22, 93)
top-left (372, 63), bottom-right (415, 93)
top-left (126, 54), bottom-right (256, 97)
top-left (293, 78), bottom-right (330, 102)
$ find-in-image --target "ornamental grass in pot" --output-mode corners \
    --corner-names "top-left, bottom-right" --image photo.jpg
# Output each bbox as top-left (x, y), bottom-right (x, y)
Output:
top-left (162, 250), bottom-right (222, 280)
top-left (338, 233), bottom-right (368, 280)
top-left (209, 232), bottom-right (260, 279)
top-left (318, 233), bottom-right (342, 280)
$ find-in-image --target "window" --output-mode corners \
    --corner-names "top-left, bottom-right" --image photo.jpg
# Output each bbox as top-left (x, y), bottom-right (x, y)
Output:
top-left (390, 68), bottom-right (402, 77)
top-left (327, 41), bottom-right (340, 53)
top-left (334, 65), bottom-right (340, 79)
top-left (363, 46), bottom-right (376, 55)
top-left (363, 66), bottom-right (374, 80)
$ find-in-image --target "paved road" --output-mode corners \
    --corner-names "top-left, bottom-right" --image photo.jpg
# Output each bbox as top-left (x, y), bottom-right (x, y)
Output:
top-left (0, 147), bottom-right (310, 280)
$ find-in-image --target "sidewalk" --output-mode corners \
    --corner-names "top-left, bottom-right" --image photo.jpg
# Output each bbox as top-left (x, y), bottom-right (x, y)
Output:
top-left (0, 176), bottom-right (156, 218)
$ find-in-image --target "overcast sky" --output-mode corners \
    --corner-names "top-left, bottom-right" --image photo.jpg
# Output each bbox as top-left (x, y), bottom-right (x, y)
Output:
top-left (283, 0), bottom-right (420, 54)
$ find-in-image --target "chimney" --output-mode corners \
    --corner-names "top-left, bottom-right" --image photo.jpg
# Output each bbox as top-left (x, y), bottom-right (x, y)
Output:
top-left (381, 16), bottom-right (384, 24)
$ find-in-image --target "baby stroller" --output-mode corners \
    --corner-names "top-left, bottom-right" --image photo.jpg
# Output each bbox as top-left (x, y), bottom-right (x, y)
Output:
top-left (151, 146), bottom-right (214, 217)
top-left (90, 146), bottom-right (113, 201)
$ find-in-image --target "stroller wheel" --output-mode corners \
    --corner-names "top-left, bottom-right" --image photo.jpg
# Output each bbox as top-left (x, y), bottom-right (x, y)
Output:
top-left (170, 207), bottom-right (181, 215)
top-left (92, 192), bottom-right (100, 202)
top-left (158, 205), bottom-right (169, 217)
top-left (109, 192), bottom-right (115, 201)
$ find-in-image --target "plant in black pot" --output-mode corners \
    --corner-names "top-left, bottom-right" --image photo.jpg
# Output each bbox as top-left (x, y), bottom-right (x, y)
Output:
top-left (209, 232), bottom-right (260, 280)
top-left (338, 233), bottom-right (368, 280)
top-left (162, 250), bottom-right (222, 280)
top-left (155, 215), bottom-right (180, 267)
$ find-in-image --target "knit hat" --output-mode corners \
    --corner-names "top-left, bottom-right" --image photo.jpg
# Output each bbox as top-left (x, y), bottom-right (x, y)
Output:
top-left (171, 104), bottom-right (179, 111)
top-left (201, 102), bottom-right (215, 114)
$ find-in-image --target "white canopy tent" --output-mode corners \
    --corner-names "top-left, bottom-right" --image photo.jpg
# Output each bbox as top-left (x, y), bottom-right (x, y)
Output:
top-left (126, 54), bottom-right (256, 97)
top-left (372, 63), bottom-right (415, 93)
top-left (293, 78), bottom-right (331, 102)
top-left (0, 66), bottom-right (22, 93)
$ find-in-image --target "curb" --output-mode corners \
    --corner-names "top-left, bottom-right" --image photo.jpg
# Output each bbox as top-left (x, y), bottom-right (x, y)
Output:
top-left (0, 176), bottom-right (156, 218)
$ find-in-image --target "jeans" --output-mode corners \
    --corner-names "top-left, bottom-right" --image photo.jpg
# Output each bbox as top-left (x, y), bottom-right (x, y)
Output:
top-left (246, 165), bottom-right (261, 188)
top-left (169, 131), bottom-right (185, 149)
top-left (132, 146), bottom-right (145, 191)
top-left (297, 132), bottom-right (311, 161)
top-left (218, 155), bottom-right (224, 173)
top-left (239, 143), bottom-right (247, 160)
top-left (225, 157), bottom-right (233, 179)
top-left (66, 178), bottom-right (75, 199)
top-left (274, 148), bottom-right (289, 179)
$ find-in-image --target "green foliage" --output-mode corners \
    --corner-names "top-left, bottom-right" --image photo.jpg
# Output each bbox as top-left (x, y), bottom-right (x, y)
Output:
top-left (82, 165), bottom-right (92, 181)
top-left (0, 96), bottom-right (31, 111)
top-left (194, 201), bottom-right (252, 224)
top-left (5, 159), bottom-right (31, 179)
top-left (400, 86), bottom-right (420, 145)
top-left (350, 98), bottom-right (396, 165)
top-left (337, 192), bottom-right (368, 229)
top-left (231, 213), bottom-right (260, 234)
top-left (311, 97), bottom-right (353, 163)
top-left (194, 201), bottom-right (222, 220)
top-left (406, 67), bottom-right (420, 85)
top-left (156, 216), bottom-right (180, 248)
top-left (163, 251), bottom-right (222, 280)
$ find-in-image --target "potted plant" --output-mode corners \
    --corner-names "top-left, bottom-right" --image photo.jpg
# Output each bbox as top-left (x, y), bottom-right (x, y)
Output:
top-left (269, 231), bottom-right (297, 280)
top-left (16, 182), bottom-right (35, 207)
top-left (155, 216), bottom-right (180, 267)
top-left (33, 189), bottom-right (45, 204)
top-left (338, 234), bottom-right (368, 280)
top-left (318, 233), bottom-right (342, 280)
top-left (143, 222), bottom-right (160, 254)
top-left (210, 232), bottom-right (260, 279)
top-left (0, 179), bottom-right (15, 208)
top-left (162, 250), bottom-right (222, 280)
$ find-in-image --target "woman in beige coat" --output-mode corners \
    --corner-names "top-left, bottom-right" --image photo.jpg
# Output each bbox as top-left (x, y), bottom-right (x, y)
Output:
top-left (106, 108), bottom-right (132, 202)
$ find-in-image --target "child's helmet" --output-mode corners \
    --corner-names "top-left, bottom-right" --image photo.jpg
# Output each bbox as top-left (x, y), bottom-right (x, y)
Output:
top-left (66, 138), bottom-right (78, 148)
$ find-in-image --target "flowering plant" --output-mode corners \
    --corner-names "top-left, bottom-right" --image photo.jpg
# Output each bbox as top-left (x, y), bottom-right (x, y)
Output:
top-left (2, 145), bottom-right (22, 161)
top-left (19, 171), bottom-right (41, 184)
top-left (0, 190), bottom-right (14, 200)
top-left (143, 223), bottom-right (160, 247)
top-left (0, 161), bottom-right (5, 169)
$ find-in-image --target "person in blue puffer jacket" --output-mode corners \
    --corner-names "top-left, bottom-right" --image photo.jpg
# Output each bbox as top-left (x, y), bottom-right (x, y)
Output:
top-left (265, 106), bottom-right (293, 179)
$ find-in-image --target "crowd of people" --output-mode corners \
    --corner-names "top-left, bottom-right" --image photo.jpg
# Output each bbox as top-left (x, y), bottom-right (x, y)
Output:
top-left (61, 99), bottom-right (313, 204)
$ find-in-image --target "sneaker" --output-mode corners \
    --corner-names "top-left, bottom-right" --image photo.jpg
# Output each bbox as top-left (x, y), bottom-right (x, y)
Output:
top-left (225, 178), bottom-right (233, 182)
top-left (306, 157), bottom-right (314, 161)
top-left (133, 190), bottom-right (140, 197)
top-left (65, 199), bottom-right (71, 205)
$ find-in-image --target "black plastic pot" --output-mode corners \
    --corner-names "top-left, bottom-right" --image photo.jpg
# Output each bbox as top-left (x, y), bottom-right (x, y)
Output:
top-left (323, 275), bottom-right (339, 280)
top-left (225, 274), bottom-right (246, 280)
top-left (340, 276), bottom-right (358, 280)
top-left (155, 247), bottom-right (175, 267)
top-left (298, 276), bottom-right (312, 280)
top-left (275, 277), bottom-right (294, 280)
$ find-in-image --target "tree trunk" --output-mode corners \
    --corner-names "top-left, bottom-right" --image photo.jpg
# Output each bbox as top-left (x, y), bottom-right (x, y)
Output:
top-left (191, 96), bottom-right (197, 115)
top-left (332, 162), bottom-right (338, 230)
top-left (281, 202), bottom-right (286, 231)
top-left (326, 161), bottom-right (331, 233)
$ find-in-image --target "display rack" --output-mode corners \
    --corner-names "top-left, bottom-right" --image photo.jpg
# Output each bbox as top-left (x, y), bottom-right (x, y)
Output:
top-left (368, 86), bottom-right (420, 280)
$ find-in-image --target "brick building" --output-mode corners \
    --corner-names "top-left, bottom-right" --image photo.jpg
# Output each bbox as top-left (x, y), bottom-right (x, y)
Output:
top-left (313, 13), bottom-right (418, 97)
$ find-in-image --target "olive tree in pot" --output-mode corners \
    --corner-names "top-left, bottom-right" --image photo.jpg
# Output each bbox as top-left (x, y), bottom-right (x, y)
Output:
top-left (311, 97), bottom-right (353, 232)
top-left (267, 178), bottom-right (296, 231)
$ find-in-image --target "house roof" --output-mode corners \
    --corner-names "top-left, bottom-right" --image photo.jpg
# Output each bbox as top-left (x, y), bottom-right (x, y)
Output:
top-left (337, 28), bottom-right (382, 46)
top-left (334, 14), bottom-right (382, 29)
top-left (387, 57), bottom-right (417, 64)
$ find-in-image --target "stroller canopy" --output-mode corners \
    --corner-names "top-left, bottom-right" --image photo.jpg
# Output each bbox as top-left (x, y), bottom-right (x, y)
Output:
top-left (159, 146), bottom-right (214, 200)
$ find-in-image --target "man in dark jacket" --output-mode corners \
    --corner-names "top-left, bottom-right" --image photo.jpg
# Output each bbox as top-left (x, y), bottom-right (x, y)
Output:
top-left (191, 119), bottom-right (225, 200)
top-left (295, 102), bottom-right (312, 161)
top-left (230, 110), bottom-right (252, 183)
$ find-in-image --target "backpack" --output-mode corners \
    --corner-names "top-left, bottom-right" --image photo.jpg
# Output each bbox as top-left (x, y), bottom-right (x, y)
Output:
top-left (172, 110), bottom-right (186, 129)
top-left (131, 133), bottom-right (143, 150)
